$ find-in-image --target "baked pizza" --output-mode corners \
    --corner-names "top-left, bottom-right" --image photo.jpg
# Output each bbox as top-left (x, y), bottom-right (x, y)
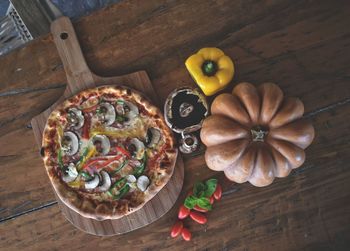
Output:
top-left (41, 86), bottom-right (177, 220)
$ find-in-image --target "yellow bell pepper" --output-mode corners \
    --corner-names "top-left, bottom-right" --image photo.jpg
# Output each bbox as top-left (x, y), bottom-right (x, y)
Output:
top-left (185, 47), bottom-right (234, 96)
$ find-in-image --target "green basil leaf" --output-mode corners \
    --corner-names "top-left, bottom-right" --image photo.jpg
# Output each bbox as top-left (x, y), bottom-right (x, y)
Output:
top-left (196, 197), bottom-right (212, 211)
top-left (184, 195), bottom-right (198, 209)
top-left (193, 181), bottom-right (206, 197)
top-left (203, 178), bottom-right (218, 197)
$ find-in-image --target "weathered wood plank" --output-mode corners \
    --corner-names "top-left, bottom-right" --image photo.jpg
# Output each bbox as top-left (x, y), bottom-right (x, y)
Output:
top-left (1, 25), bottom-right (349, 137)
top-left (1, 94), bottom-right (349, 224)
top-left (0, 87), bottom-right (65, 136)
top-left (0, 126), bottom-right (55, 221)
top-left (0, 0), bottom-right (349, 249)
top-left (1, 105), bottom-right (349, 250)
top-left (0, 0), bottom-right (348, 141)
top-left (0, 0), bottom-right (349, 106)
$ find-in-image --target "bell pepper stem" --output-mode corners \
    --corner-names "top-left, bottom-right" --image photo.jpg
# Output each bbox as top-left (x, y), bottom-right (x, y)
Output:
top-left (202, 60), bottom-right (217, 76)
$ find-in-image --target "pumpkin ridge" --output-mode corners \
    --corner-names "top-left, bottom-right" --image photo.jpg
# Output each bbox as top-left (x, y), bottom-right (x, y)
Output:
top-left (269, 145), bottom-right (292, 178)
top-left (224, 144), bottom-right (256, 183)
top-left (205, 139), bottom-right (249, 171)
top-left (249, 144), bottom-right (275, 187)
top-left (265, 137), bottom-right (305, 169)
top-left (258, 82), bottom-right (284, 125)
top-left (245, 143), bottom-right (259, 182)
top-left (230, 93), bottom-right (252, 126)
top-left (269, 120), bottom-right (315, 149)
top-left (232, 82), bottom-right (261, 124)
top-left (211, 93), bottom-right (251, 126)
top-left (269, 97), bottom-right (304, 129)
top-left (201, 82), bottom-right (314, 187)
top-left (200, 114), bottom-right (249, 147)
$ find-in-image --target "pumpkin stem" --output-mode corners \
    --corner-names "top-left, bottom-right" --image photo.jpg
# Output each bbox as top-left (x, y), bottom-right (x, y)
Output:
top-left (251, 126), bottom-right (268, 142)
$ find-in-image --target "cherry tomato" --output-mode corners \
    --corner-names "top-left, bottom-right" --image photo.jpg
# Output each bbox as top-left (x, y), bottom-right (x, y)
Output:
top-left (193, 205), bottom-right (208, 213)
top-left (189, 211), bottom-right (207, 224)
top-left (213, 184), bottom-right (222, 200)
top-left (209, 195), bottom-right (215, 204)
top-left (170, 221), bottom-right (183, 238)
top-left (181, 228), bottom-right (192, 241)
top-left (178, 205), bottom-right (190, 219)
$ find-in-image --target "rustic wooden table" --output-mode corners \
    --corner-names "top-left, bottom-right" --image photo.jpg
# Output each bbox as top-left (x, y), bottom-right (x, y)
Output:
top-left (0, 0), bottom-right (349, 250)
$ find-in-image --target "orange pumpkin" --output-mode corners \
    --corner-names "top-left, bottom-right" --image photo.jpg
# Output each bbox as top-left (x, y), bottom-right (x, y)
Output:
top-left (200, 82), bottom-right (315, 187)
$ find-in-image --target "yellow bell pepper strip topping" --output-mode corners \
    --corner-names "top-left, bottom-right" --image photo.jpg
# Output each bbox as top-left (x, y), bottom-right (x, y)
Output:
top-left (76, 146), bottom-right (96, 171)
top-left (68, 180), bottom-right (82, 188)
top-left (185, 47), bottom-right (234, 96)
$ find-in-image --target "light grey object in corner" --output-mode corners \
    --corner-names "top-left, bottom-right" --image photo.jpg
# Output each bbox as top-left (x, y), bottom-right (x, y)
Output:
top-left (0, 0), bottom-right (61, 56)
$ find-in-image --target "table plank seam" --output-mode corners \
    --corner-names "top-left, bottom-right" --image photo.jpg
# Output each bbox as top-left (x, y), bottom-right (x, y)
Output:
top-left (0, 201), bottom-right (57, 223)
top-left (304, 97), bottom-right (350, 118)
top-left (0, 83), bottom-right (65, 98)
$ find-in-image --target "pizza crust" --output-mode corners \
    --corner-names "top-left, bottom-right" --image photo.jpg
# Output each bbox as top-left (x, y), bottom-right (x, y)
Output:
top-left (42, 86), bottom-right (177, 220)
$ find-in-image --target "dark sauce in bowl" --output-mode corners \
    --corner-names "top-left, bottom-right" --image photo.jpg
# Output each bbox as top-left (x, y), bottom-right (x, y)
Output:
top-left (169, 90), bottom-right (207, 130)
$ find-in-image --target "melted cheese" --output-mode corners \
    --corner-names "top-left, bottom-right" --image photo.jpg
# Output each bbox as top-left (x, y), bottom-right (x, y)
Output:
top-left (90, 117), bottom-right (147, 139)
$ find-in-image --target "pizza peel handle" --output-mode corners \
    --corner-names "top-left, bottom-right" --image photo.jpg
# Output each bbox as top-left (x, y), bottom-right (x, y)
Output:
top-left (51, 16), bottom-right (96, 96)
top-left (31, 16), bottom-right (98, 146)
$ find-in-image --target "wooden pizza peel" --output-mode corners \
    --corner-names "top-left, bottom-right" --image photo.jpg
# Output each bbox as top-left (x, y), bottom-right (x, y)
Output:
top-left (31, 16), bottom-right (184, 236)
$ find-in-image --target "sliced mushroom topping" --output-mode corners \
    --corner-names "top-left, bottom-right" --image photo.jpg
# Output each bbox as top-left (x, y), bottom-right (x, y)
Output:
top-left (124, 101), bottom-right (139, 122)
top-left (97, 102), bottom-right (116, 126)
top-left (124, 101), bottom-right (139, 114)
top-left (125, 174), bottom-right (137, 189)
top-left (92, 135), bottom-right (110, 155)
top-left (85, 174), bottom-right (99, 190)
top-left (62, 163), bottom-right (78, 183)
top-left (61, 131), bottom-right (79, 156)
top-left (96, 171), bottom-right (111, 192)
top-left (126, 174), bottom-right (137, 183)
top-left (128, 138), bottom-right (145, 160)
top-left (112, 100), bottom-right (140, 127)
top-left (67, 108), bottom-right (84, 129)
top-left (123, 112), bottom-right (137, 125)
top-left (137, 175), bottom-right (150, 192)
top-left (146, 128), bottom-right (161, 148)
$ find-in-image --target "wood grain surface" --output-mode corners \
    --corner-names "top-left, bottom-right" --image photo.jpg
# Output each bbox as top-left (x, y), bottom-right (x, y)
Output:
top-left (0, 0), bottom-right (350, 250)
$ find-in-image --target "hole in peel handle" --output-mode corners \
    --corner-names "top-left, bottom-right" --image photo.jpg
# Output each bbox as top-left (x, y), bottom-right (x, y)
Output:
top-left (60, 32), bottom-right (68, 40)
top-left (50, 16), bottom-right (96, 95)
